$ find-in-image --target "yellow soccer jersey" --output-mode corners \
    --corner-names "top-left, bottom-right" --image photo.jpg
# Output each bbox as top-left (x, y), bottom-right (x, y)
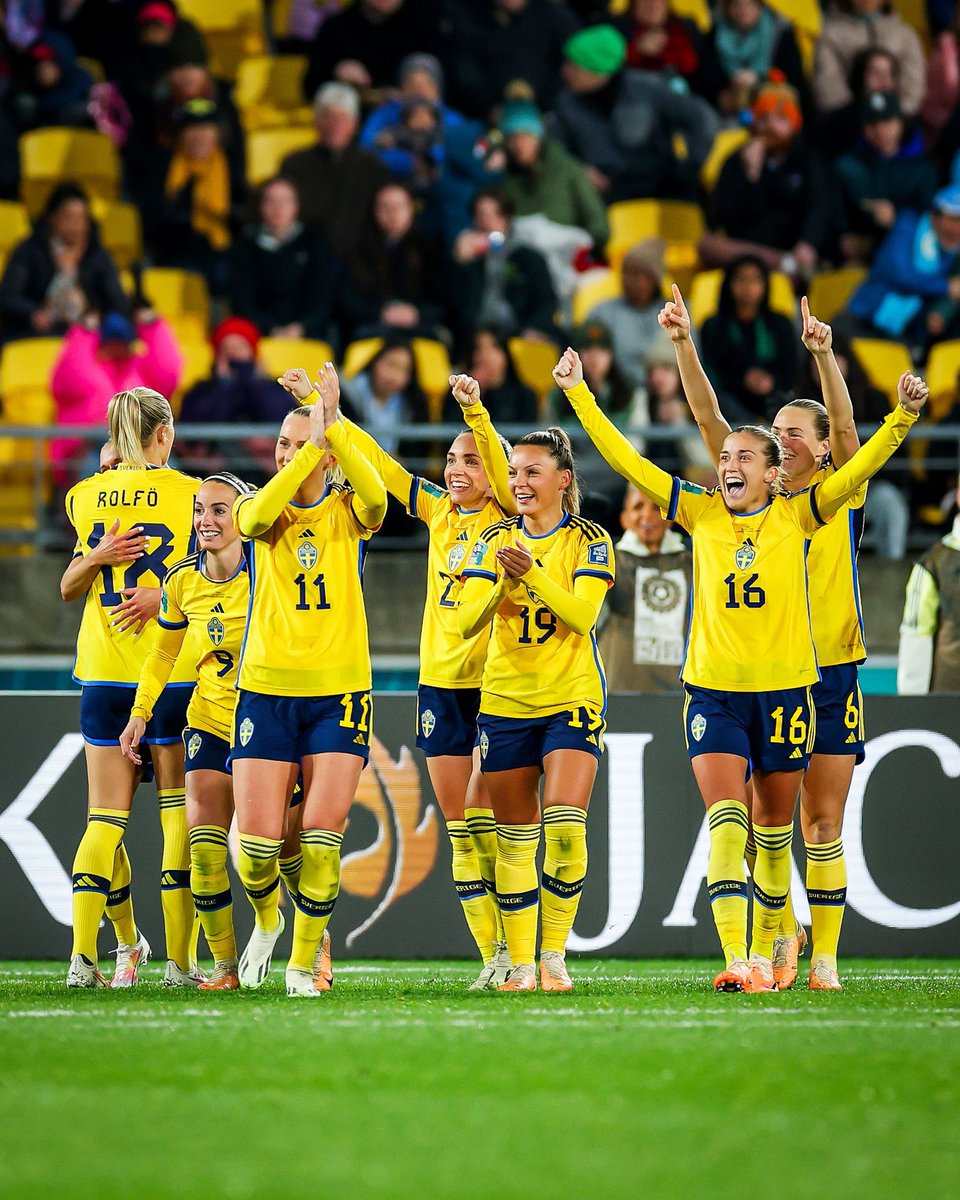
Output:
top-left (236, 483), bottom-right (374, 697)
top-left (462, 513), bottom-right (614, 718)
top-left (131, 551), bottom-right (250, 741)
top-left (65, 464), bottom-right (199, 686)
top-left (803, 466), bottom-right (866, 668)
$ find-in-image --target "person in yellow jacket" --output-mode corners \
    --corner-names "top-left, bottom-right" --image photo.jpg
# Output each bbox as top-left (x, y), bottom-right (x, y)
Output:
top-left (554, 344), bottom-right (927, 994)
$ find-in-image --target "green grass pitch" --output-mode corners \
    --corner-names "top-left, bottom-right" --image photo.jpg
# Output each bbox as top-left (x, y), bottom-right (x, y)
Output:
top-left (3, 959), bottom-right (958, 1200)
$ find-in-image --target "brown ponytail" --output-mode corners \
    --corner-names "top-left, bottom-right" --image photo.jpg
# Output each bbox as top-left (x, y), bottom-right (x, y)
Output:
top-left (515, 426), bottom-right (581, 514)
top-left (107, 388), bottom-right (173, 466)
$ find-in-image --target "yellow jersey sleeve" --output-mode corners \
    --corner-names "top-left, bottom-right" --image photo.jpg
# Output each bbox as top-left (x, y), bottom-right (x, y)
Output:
top-left (130, 564), bottom-right (190, 722)
top-left (324, 418), bottom-right (387, 531)
top-left (340, 416), bottom-right (423, 512)
top-left (235, 441), bottom-right (325, 538)
top-left (461, 400), bottom-right (516, 514)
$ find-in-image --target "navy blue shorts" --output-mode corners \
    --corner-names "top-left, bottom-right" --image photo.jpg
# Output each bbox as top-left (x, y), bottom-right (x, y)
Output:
top-left (477, 705), bottom-right (605, 773)
top-left (683, 684), bottom-right (815, 774)
top-left (229, 690), bottom-right (372, 765)
top-left (416, 685), bottom-right (480, 758)
top-left (811, 662), bottom-right (865, 764)
top-left (183, 726), bottom-right (231, 775)
top-left (81, 683), bottom-right (192, 746)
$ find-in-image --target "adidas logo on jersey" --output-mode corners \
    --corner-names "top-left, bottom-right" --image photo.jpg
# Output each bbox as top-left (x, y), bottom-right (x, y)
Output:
top-left (845, 732), bottom-right (857, 744)
top-left (456, 530), bottom-right (470, 542)
top-left (298, 528), bottom-right (315, 538)
top-left (211, 602), bottom-right (224, 613)
top-left (353, 734), bottom-right (366, 745)
top-left (789, 747), bottom-right (803, 759)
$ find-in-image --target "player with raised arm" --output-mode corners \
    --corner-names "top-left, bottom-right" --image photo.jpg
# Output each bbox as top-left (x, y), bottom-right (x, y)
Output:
top-left (62, 387), bottom-right (201, 988)
top-left (554, 345), bottom-right (927, 993)
top-left (458, 426), bottom-right (614, 992)
top-left (230, 365), bottom-right (387, 997)
top-left (277, 367), bottom-right (516, 989)
top-left (660, 286), bottom-right (875, 991)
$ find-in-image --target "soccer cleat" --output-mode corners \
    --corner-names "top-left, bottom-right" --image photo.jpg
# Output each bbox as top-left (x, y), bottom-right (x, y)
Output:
top-left (467, 941), bottom-right (512, 991)
top-left (109, 932), bottom-right (151, 989)
top-left (772, 923), bottom-right (808, 990)
top-left (312, 927), bottom-right (333, 991)
top-left (65, 954), bottom-right (108, 989)
top-left (498, 962), bottom-right (537, 991)
top-left (163, 960), bottom-right (208, 988)
top-left (809, 960), bottom-right (842, 991)
top-left (539, 950), bottom-right (574, 992)
top-left (198, 960), bottom-right (240, 991)
top-left (238, 911), bottom-right (285, 990)
top-left (714, 959), bottom-right (750, 993)
top-left (467, 959), bottom-right (499, 991)
top-left (285, 966), bottom-right (325, 997)
top-left (745, 954), bottom-right (779, 993)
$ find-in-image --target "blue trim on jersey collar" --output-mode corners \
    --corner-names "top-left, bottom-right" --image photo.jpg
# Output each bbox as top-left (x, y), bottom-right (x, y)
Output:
top-left (291, 482), bottom-right (331, 509)
top-left (198, 549), bottom-right (248, 584)
top-left (457, 505), bottom-right (483, 514)
top-left (732, 499), bottom-right (773, 517)
top-left (520, 512), bottom-right (570, 539)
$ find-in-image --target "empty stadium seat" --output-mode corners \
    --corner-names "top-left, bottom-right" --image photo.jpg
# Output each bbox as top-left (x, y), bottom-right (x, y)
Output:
top-left (175, 0), bottom-right (266, 81)
top-left (0, 337), bottom-right (62, 426)
top-left (90, 198), bottom-right (143, 270)
top-left (508, 338), bottom-right (560, 411)
top-left (171, 339), bottom-right (214, 414)
top-left (571, 271), bottom-right (622, 324)
top-left (257, 337), bottom-right (335, 384)
top-left (234, 56), bottom-right (311, 131)
top-left (806, 267), bottom-right (867, 324)
top-left (700, 128), bottom-right (749, 193)
top-left (19, 127), bottom-right (120, 216)
top-left (922, 340), bottom-right (960, 421)
top-left (246, 126), bottom-right (317, 187)
top-left (766, 0), bottom-right (822, 70)
top-left (0, 200), bottom-right (30, 260)
top-left (607, 199), bottom-right (705, 250)
top-left (687, 268), bottom-right (796, 327)
top-left (849, 338), bottom-right (914, 408)
top-left (140, 267), bottom-right (211, 332)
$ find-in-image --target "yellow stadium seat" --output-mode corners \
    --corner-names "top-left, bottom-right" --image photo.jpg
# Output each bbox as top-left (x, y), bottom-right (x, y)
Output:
top-left (235, 56), bottom-right (312, 132)
top-left (165, 313), bottom-right (209, 346)
top-left (806, 267), bottom-right (867, 324)
top-left (607, 199), bottom-right (705, 249)
top-left (665, 0), bottom-right (711, 32)
top-left (20, 127), bottom-right (121, 216)
top-left (922, 340), bottom-right (960, 422)
top-left (508, 337), bottom-right (560, 408)
top-left (171, 339), bottom-right (214, 414)
top-left (90, 198), bottom-right (143, 270)
top-left (246, 126), bottom-right (317, 187)
top-left (849, 338), bottom-right (914, 408)
top-left (892, 0), bottom-right (932, 52)
top-left (766, 0), bottom-right (822, 71)
top-left (571, 271), bottom-right (622, 324)
top-left (0, 200), bottom-right (30, 260)
top-left (175, 0), bottom-right (266, 81)
top-left (0, 437), bottom-right (45, 551)
top-left (687, 268), bottom-right (796, 327)
top-left (0, 337), bottom-right (62, 425)
top-left (411, 338), bottom-right (453, 418)
top-left (141, 267), bottom-right (210, 330)
top-left (257, 337), bottom-right (335, 384)
top-left (342, 338), bottom-right (382, 379)
top-left (700, 127), bottom-right (750, 193)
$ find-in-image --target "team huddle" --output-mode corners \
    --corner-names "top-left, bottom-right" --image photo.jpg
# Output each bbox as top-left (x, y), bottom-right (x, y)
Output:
top-left (61, 287), bottom-right (929, 996)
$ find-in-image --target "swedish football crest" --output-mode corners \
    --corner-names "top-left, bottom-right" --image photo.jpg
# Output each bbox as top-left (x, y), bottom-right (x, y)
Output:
top-left (420, 708), bottom-right (436, 738)
top-left (479, 730), bottom-right (489, 759)
top-left (447, 543), bottom-right (467, 573)
top-left (187, 733), bottom-right (202, 759)
top-left (239, 718), bottom-right (254, 746)
top-left (297, 540), bottom-right (319, 570)
top-left (690, 713), bottom-right (707, 742)
top-left (207, 616), bottom-right (224, 646)
top-left (735, 539), bottom-right (756, 571)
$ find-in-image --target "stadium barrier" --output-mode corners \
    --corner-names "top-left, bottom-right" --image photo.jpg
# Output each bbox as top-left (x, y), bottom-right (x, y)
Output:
top-left (2, 692), bottom-right (958, 959)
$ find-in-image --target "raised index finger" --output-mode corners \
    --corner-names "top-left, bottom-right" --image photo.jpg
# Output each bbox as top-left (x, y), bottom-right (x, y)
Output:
top-left (801, 294), bottom-right (810, 326)
top-left (671, 283), bottom-right (685, 311)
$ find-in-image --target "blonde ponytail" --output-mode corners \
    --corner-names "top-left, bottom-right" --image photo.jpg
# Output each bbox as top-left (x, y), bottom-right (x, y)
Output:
top-left (515, 426), bottom-right (581, 514)
top-left (107, 388), bottom-right (173, 466)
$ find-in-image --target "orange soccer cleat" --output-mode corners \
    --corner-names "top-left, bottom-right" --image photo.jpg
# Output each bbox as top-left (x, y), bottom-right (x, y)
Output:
top-left (313, 927), bottom-right (333, 991)
top-left (198, 961), bottom-right (240, 991)
top-left (772, 924), bottom-right (808, 990)
top-left (745, 954), bottom-right (779, 993)
top-left (714, 959), bottom-right (751, 992)
top-left (499, 963), bottom-right (537, 991)
top-left (538, 951), bottom-right (574, 992)
top-left (809, 960), bottom-right (842, 991)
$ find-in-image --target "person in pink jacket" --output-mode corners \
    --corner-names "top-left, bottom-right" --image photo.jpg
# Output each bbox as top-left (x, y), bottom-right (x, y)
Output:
top-left (51, 309), bottom-right (183, 482)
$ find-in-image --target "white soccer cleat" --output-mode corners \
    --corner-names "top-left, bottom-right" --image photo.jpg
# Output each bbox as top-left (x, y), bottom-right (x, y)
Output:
top-left (163, 959), bottom-right (208, 988)
top-left (539, 950), bottom-right (574, 992)
top-left (110, 932), bottom-right (151, 988)
top-left (468, 941), bottom-right (513, 991)
top-left (238, 911), bottom-right (285, 989)
top-left (66, 954), bottom-right (108, 989)
top-left (285, 966), bottom-right (325, 997)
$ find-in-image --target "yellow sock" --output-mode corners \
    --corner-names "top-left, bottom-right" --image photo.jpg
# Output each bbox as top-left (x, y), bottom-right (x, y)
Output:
top-left (105, 843), bottom-right (137, 946)
top-left (289, 829), bottom-right (342, 972)
top-left (495, 823), bottom-right (540, 966)
top-left (744, 825), bottom-right (757, 878)
top-left (465, 807), bottom-right (504, 942)
top-left (706, 800), bottom-right (749, 966)
top-left (189, 825), bottom-right (236, 963)
top-left (447, 819), bottom-right (496, 962)
top-left (279, 851), bottom-right (303, 902)
top-left (237, 834), bottom-right (283, 931)
top-left (750, 823), bottom-right (793, 959)
top-left (806, 837), bottom-right (846, 970)
top-left (71, 808), bottom-right (129, 961)
top-left (540, 806), bottom-right (587, 954)
top-left (158, 788), bottom-right (196, 969)
top-left (778, 880), bottom-right (799, 938)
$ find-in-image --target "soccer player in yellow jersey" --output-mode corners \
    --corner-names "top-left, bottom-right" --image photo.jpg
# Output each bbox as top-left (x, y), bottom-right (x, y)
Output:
top-left (459, 427), bottom-right (614, 992)
top-left (61, 387), bottom-right (201, 989)
top-left (119, 474), bottom-right (254, 991)
top-left (554, 346), bottom-right (928, 993)
top-left (660, 287), bottom-right (872, 991)
top-left (230, 365), bottom-right (387, 997)
top-left (277, 367), bottom-right (517, 990)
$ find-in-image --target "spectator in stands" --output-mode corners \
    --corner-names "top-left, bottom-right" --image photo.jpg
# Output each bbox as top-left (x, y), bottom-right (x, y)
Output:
top-left (360, 54), bottom-right (463, 177)
top-left (230, 176), bottom-right (339, 341)
top-left (7, 32), bottom-right (93, 132)
top-left (303, 0), bottom-right (444, 106)
top-left (642, 336), bottom-right (716, 481)
top-left (115, 1), bottom-right (208, 132)
top-left (368, 97), bottom-right (444, 194)
top-left (898, 478), bottom-right (960, 692)
top-left (339, 181), bottom-right (446, 343)
top-left (701, 74), bottom-right (830, 277)
top-left (280, 82), bottom-right (390, 260)
top-left (448, 186), bottom-right (558, 352)
top-left (835, 90), bottom-right (938, 264)
top-left (442, 327), bottom-right (538, 424)
top-left (340, 338), bottom-right (429, 457)
top-left (50, 308), bottom-right (182, 479)
top-left (923, 9), bottom-right (960, 138)
top-left (615, 0), bottom-right (700, 82)
top-left (0, 183), bottom-right (127, 343)
top-left (814, 1), bottom-right (926, 120)
top-left (695, 0), bottom-right (808, 119)
top-left (552, 23), bottom-right (719, 202)
top-left (445, 0), bottom-right (579, 120)
top-left (817, 46), bottom-right (905, 159)
top-left (700, 254), bottom-right (799, 423)
top-left (549, 319), bottom-right (648, 432)
top-left (844, 184), bottom-right (960, 351)
top-left (500, 101), bottom-right (609, 251)
top-left (587, 239), bottom-right (669, 388)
